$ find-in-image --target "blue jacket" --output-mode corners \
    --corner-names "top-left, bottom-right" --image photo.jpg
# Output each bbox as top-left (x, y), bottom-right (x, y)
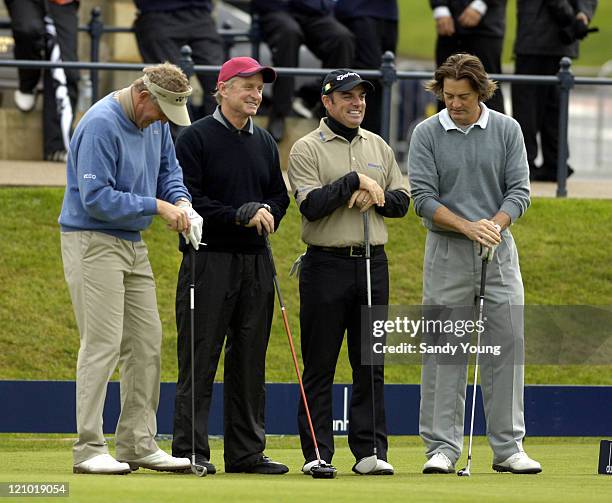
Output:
top-left (58, 93), bottom-right (190, 242)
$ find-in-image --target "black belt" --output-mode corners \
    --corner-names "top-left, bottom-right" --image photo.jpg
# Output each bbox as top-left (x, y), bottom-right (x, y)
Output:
top-left (308, 245), bottom-right (384, 258)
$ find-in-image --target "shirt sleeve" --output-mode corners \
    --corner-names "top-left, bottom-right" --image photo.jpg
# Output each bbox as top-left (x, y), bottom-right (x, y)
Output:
top-left (156, 124), bottom-right (191, 204)
top-left (407, 123), bottom-right (443, 220)
top-left (288, 141), bottom-right (360, 222)
top-left (375, 142), bottom-right (410, 218)
top-left (76, 132), bottom-right (157, 222)
top-left (262, 135), bottom-right (290, 230)
top-left (500, 120), bottom-right (531, 222)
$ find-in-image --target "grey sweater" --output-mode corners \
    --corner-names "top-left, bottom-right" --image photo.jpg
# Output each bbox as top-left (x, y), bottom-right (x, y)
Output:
top-left (408, 107), bottom-right (530, 233)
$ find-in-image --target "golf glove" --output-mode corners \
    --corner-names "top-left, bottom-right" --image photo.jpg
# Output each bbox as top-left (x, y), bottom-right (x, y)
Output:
top-left (236, 202), bottom-right (269, 226)
top-left (479, 243), bottom-right (498, 263)
top-left (182, 207), bottom-right (203, 250)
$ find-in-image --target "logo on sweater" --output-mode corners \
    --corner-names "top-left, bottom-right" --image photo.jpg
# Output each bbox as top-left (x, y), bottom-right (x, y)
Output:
top-left (367, 163), bottom-right (383, 171)
top-left (83, 173), bottom-right (97, 180)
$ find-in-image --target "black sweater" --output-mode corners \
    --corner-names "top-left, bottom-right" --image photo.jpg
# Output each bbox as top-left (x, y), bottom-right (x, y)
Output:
top-left (175, 116), bottom-right (290, 253)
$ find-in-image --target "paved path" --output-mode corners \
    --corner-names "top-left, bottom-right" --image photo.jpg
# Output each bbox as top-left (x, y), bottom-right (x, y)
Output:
top-left (1, 160), bottom-right (610, 199)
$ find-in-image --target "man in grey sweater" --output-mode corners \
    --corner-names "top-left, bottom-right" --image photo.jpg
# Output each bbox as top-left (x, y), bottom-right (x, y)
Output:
top-left (408, 54), bottom-right (541, 475)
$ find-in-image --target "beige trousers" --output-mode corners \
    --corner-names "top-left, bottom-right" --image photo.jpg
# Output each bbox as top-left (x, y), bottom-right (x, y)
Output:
top-left (61, 231), bottom-right (163, 464)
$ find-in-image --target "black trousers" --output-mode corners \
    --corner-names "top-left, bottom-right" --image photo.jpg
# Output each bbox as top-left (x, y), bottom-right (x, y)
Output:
top-left (133, 8), bottom-right (223, 120)
top-left (337, 16), bottom-right (398, 135)
top-left (436, 34), bottom-right (505, 114)
top-left (258, 11), bottom-right (355, 118)
top-left (512, 54), bottom-right (565, 173)
top-left (298, 248), bottom-right (389, 463)
top-left (172, 251), bottom-right (274, 469)
top-left (5, 0), bottom-right (78, 156)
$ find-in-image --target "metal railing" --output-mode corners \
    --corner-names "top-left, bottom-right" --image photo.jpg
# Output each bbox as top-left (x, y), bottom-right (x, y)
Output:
top-left (0, 13), bottom-right (611, 197)
top-left (0, 6), bottom-right (261, 103)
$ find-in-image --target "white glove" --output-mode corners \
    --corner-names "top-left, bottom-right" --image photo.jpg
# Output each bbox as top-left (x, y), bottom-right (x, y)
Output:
top-left (182, 207), bottom-right (203, 250)
top-left (479, 243), bottom-right (498, 263)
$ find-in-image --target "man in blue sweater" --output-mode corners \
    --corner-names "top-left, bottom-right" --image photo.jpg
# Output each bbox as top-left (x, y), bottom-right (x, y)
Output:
top-left (408, 54), bottom-right (541, 475)
top-left (59, 63), bottom-right (203, 475)
top-left (171, 57), bottom-right (290, 475)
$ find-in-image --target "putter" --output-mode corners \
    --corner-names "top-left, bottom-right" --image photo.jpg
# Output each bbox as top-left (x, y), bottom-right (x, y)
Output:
top-left (357, 211), bottom-right (378, 474)
top-left (265, 236), bottom-right (337, 479)
top-left (457, 256), bottom-right (488, 478)
top-left (189, 245), bottom-right (207, 477)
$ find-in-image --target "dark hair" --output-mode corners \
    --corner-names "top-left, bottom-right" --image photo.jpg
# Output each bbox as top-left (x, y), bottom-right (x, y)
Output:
top-left (425, 53), bottom-right (497, 101)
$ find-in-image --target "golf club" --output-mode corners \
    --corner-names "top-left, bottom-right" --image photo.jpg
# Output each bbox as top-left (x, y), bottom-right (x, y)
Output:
top-left (457, 256), bottom-right (488, 478)
top-left (360, 211), bottom-right (378, 473)
top-left (189, 244), bottom-right (207, 477)
top-left (264, 236), bottom-right (337, 479)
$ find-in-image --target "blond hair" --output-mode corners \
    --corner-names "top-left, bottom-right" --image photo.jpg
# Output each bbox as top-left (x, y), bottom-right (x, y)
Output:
top-left (133, 62), bottom-right (191, 95)
top-left (425, 53), bottom-right (497, 102)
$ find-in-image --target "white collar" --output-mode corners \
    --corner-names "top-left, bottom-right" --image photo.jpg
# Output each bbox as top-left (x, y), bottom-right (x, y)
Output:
top-left (438, 103), bottom-right (489, 134)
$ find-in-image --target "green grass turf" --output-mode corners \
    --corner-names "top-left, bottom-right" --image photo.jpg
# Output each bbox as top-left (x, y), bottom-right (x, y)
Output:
top-left (0, 435), bottom-right (609, 502)
top-left (397, 0), bottom-right (612, 69)
top-left (0, 188), bottom-right (611, 384)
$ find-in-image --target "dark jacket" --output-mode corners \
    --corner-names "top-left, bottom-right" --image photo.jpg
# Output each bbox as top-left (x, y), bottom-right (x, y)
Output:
top-left (429, 0), bottom-right (506, 38)
top-left (252, 0), bottom-right (333, 15)
top-left (514, 0), bottom-right (598, 58)
top-left (334, 0), bottom-right (398, 21)
top-left (134, 0), bottom-right (212, 14)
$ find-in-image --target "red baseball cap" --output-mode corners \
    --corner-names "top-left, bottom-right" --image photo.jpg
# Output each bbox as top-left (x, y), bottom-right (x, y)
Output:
top-left (217, 57), bottom-right (276, 86)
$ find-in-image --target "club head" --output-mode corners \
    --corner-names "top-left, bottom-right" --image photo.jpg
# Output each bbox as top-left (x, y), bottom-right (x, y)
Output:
top-left (457, 467), bottom-right (470, 477)
top-left (191, 463), bottom-right (207, 477)
top-left (311, 462), bottom-right (337, 479)
top-left (352, 455), bottom-right (378, 474)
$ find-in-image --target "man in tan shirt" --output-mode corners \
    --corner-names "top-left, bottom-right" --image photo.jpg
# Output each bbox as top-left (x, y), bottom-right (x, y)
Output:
top-left (288, 69), bottom-right (409, 475)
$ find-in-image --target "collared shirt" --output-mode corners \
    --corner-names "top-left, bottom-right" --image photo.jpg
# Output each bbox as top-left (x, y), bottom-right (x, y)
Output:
top-left (438, 103), bottom-right (490, 135)
top-left (213, 106), bottom-right (254, 135)
top-left (288, 118), bottom-right (409, 247)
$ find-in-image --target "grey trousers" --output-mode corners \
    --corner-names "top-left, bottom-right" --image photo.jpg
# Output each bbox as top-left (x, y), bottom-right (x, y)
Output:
top-left (61, 231), bottom-right (163, 464)
top-left (419, 231), bottom-right (526, 465)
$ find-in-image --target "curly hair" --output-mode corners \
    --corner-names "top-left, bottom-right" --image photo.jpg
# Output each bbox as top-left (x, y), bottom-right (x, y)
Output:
top-left (425, 53), bottom-right (497, 102)
top-left (132, 62), bottom-right (191, 94)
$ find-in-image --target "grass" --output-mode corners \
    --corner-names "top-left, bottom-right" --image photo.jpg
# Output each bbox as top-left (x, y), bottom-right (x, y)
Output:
top-left (397, 0), bottom-right (612, 69)
top-left (0, 188), bottom-right (611, 384)
top-left (0, 435), bottom-right (608, 502)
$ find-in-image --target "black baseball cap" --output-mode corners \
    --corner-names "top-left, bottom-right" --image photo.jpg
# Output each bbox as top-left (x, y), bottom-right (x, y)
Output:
top-left (321, 69), bottom-right (375, 96)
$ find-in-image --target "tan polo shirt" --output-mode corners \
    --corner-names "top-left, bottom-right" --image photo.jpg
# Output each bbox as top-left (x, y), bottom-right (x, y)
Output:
top-left (288, 118), bottom-right (408, 247)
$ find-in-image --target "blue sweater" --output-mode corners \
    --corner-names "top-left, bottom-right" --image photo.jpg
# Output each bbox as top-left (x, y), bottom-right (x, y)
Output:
top-left (58, 93), bottom-right (190, 242)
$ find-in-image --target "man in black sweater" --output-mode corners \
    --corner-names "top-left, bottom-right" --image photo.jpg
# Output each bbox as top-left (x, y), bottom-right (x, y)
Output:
top-left (171, 57), bottom-right (290, 475)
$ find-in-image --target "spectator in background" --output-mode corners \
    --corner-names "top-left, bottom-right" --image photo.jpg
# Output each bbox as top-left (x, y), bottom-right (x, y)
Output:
top-left (512, 0), bottom-right (598, 182)
top-left (429, 0), bottom-right (506, 113)
top-left (334, 0), bottom-right (398, 136)
top-left (252, 0), bottom-right (355, 142)
top-left (4, 0), bottom-right (79, 162)
top-left (133, 0), bottom-right (223, 120)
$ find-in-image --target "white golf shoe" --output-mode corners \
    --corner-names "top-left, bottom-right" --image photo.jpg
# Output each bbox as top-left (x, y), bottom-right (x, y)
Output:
top-left (119, 449), bottom-right (191, 472)
top-left (302, 459), bottom-right (329, 474)
top-left (493, 452), bottom-right (542, 474)
top-left (14, 90), bottom-right (36, 112)
top-left (73, 454), bottom-right (131, 475)
top-left (423, 452), bottom-right (455, 474)
top-left (352, 457), bottom-right (394, 475)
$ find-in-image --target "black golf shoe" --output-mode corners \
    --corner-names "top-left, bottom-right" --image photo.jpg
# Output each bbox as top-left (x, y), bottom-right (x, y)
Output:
top-left (226, 455), bottom-right (288, 475)
top-left (176, 453), bottom-right (216, 475)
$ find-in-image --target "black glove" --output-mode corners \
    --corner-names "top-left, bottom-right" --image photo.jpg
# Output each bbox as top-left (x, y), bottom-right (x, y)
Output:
top-left (236, 202), bottom-right (266, 225)
top-left (560, 19), bottom-right (599, 44)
